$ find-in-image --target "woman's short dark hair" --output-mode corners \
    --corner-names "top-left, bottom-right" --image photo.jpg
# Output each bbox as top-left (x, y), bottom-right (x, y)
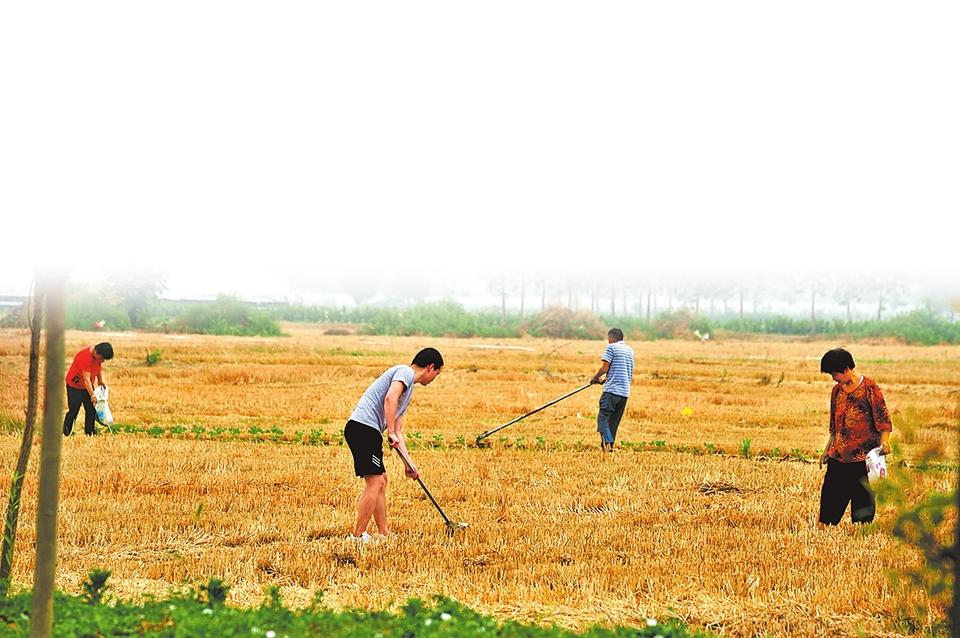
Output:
top-left (608, 328), bottom-right (624, 342)
top-left (820, 347), bottom-right (854, 374)
top-left (94, 342), bottom-right (114, 360)
top-left (412, 347), bottom-right (443, 369)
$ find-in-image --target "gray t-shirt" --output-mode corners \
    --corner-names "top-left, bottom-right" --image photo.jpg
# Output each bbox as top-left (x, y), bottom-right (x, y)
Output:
top-left (349, 365), bottom-right (416, 433)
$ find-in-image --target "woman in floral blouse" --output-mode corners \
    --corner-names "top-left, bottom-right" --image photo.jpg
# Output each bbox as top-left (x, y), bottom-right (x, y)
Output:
top-left (818, 347), bottom-right (893, 526)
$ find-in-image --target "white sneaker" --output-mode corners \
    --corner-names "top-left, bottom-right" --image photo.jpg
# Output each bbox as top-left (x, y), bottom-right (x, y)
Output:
top-left (350, 531), bottom-right (372, 543)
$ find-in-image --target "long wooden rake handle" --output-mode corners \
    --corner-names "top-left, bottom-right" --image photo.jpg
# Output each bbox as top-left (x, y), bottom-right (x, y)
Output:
top-left (475, 383), bottom-right (594, 443)
top-left (392, 446), bottom-right (454, 528)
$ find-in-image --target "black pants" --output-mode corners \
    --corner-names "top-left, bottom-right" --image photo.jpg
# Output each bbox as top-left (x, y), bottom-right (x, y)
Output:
top-left (819, 459), bottom-right (875, 525)
top-left (63, 385), bottom-right (97, 436)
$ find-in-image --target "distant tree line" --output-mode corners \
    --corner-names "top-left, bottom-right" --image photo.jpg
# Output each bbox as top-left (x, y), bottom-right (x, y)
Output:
top-left (0, 277), bottom-right (957, 344)
top-left (261, 302), bottom-right (960, 345)
top-left (0, 292), bottom-right (282, 338)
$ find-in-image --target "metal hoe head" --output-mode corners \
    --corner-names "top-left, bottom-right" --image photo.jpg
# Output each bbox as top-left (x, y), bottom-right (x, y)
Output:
top-left (394, 447), bottom-right (468, 537)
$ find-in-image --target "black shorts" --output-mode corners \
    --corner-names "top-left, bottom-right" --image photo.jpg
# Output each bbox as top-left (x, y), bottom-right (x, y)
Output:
top-left (344, 420), bottom-right (386, 477)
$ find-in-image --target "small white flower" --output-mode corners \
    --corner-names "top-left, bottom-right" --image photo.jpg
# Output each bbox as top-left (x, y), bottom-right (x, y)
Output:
top-left (168, 605), bottom-right (176, 611)
top-left (202, 608), bottom-right (213, 615)
top-left (266, 631), bottom-right (276, 638)
top-left (425, 618), bottom-right (433, 626)
top-left (440, 612), bottom-right (452, 621)
top-left (646, 618), bottom-right (657, 626)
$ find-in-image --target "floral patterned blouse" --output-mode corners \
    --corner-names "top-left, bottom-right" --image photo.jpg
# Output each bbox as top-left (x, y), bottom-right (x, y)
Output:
top-left (827, 376), bottom-right (893, 463)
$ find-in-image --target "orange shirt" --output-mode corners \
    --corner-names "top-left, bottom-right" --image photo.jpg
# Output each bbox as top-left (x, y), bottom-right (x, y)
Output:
top-left (65, 347), bottom-right (102, 389)
top-left (827, 376), bottom-right (893, 463)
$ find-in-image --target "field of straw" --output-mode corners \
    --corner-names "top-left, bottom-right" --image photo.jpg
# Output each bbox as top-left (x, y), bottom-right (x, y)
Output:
top-left (0, 324), bottom-right (957, 636)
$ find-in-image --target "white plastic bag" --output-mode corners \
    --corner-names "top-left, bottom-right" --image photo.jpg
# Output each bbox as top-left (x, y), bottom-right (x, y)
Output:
top-left (865, 447), bottom-right (887, 483)
top-left (94, 385), bottom-right (114, 425)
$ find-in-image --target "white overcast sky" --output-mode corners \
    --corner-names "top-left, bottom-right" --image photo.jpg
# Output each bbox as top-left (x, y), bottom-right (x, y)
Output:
top-left (1, 2), bottom-right (957, 301)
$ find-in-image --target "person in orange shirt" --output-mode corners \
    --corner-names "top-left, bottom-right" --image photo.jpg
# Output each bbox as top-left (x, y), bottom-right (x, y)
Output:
top-left (818, 347), bottom-right (892, 526)
top-left (63, 342), bottom-right (114, 436)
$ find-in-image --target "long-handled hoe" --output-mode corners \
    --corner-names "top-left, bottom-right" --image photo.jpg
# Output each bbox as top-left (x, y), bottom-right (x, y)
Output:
top-left (393, 446), bottom-right (468, 537)
top-left (475, 382), bottom-right (595, 445)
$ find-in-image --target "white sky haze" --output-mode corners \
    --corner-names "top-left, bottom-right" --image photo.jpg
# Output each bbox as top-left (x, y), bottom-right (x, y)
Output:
top-left (1, 2), bottom-right (957, 302)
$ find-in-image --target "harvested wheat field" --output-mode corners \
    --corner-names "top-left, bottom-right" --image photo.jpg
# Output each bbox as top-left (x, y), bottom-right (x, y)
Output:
top-left (0, 325), bottom-right (957, 637)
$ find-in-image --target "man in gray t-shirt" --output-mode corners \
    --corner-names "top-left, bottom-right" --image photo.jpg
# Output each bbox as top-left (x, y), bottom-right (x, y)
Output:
top-left (343, 347), bottom-right (444, 541)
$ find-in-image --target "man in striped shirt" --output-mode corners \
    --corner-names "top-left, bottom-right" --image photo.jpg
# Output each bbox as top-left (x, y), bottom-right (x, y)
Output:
top-left (590, 328), bottom-right (635, 452)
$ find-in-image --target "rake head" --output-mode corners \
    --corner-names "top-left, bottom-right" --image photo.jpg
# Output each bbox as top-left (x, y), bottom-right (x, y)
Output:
top-left (444, 521), bottom-right (470, 537)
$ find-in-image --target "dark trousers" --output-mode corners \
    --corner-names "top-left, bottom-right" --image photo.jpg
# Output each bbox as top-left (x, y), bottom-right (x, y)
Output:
top-left (63, 385), bottom-right (97, 436)
top-left (819, 459), bottom-right (875, 525)
top-left (597, 392), bottom-right (628, 444)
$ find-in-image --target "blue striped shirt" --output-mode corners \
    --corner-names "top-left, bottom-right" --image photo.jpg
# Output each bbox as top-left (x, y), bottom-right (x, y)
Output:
top-left (602, 341), bottom-right (634, 397)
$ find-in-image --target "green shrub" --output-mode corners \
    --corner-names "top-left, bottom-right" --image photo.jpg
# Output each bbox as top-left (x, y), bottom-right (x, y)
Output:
top-left (650, 311), bottom-right (702, 340)
top-left (863, 309), bottom-right (960, 345)
top-left (80, 569), bottom-right (111, 605)
top-left (66, 291), bottom-right (132, 331)
top-left (523, 307), bottom-right (606, 339)
top-left (167, 296), bottom-right (283, 337)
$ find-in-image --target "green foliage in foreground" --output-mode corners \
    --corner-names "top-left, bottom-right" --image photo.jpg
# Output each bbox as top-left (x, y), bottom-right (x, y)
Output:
top-left (0, 579), bottom-right (704, 638)
top-left (872, 425), bottom-right (958, 636)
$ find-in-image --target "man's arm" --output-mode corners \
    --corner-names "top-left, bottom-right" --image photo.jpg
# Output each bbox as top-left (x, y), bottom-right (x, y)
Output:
top-left (383, 380), bottom-right (419, 478)
top-left (393, 415), bottom-right (420, 479)
top-left (384, 380), bottom-right (404, 444)
top-left (591, 360), bottom-right (610, 385)
top-left (82, 371), bottom-right (98, 405)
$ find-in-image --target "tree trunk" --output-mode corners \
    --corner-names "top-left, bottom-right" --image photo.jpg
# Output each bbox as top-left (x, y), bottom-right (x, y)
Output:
top-left (0, 287), bottom-right (43, 595)
top-left (877, 293), bottom-right (884, 321)
top-left (846, 299), bottom-right (851, 328)
top-left (30, 274), bottom-right (66, 638)
top-left (610, 289), bottom-right (615, 317)
top-left (541, 281), bottom-right (546, 311)
top-left (646, 289), bottom-right (652, 323)
top-left (739, 291), bottom-right (745, 333)
top-left (810, 289), bottom-right (817, 336)
top-left (519, 279), bottom-right (525, 319)
top-left (500, 279), bottom-right (506, 320)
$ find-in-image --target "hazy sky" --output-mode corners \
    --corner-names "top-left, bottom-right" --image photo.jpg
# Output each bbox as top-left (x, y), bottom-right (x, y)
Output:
top-left (2, 2), bottom-right (957, 300)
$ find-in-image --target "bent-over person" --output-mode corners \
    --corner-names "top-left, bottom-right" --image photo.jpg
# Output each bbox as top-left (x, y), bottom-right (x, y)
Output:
top-left (343, 347), bottom-right (443, 542)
